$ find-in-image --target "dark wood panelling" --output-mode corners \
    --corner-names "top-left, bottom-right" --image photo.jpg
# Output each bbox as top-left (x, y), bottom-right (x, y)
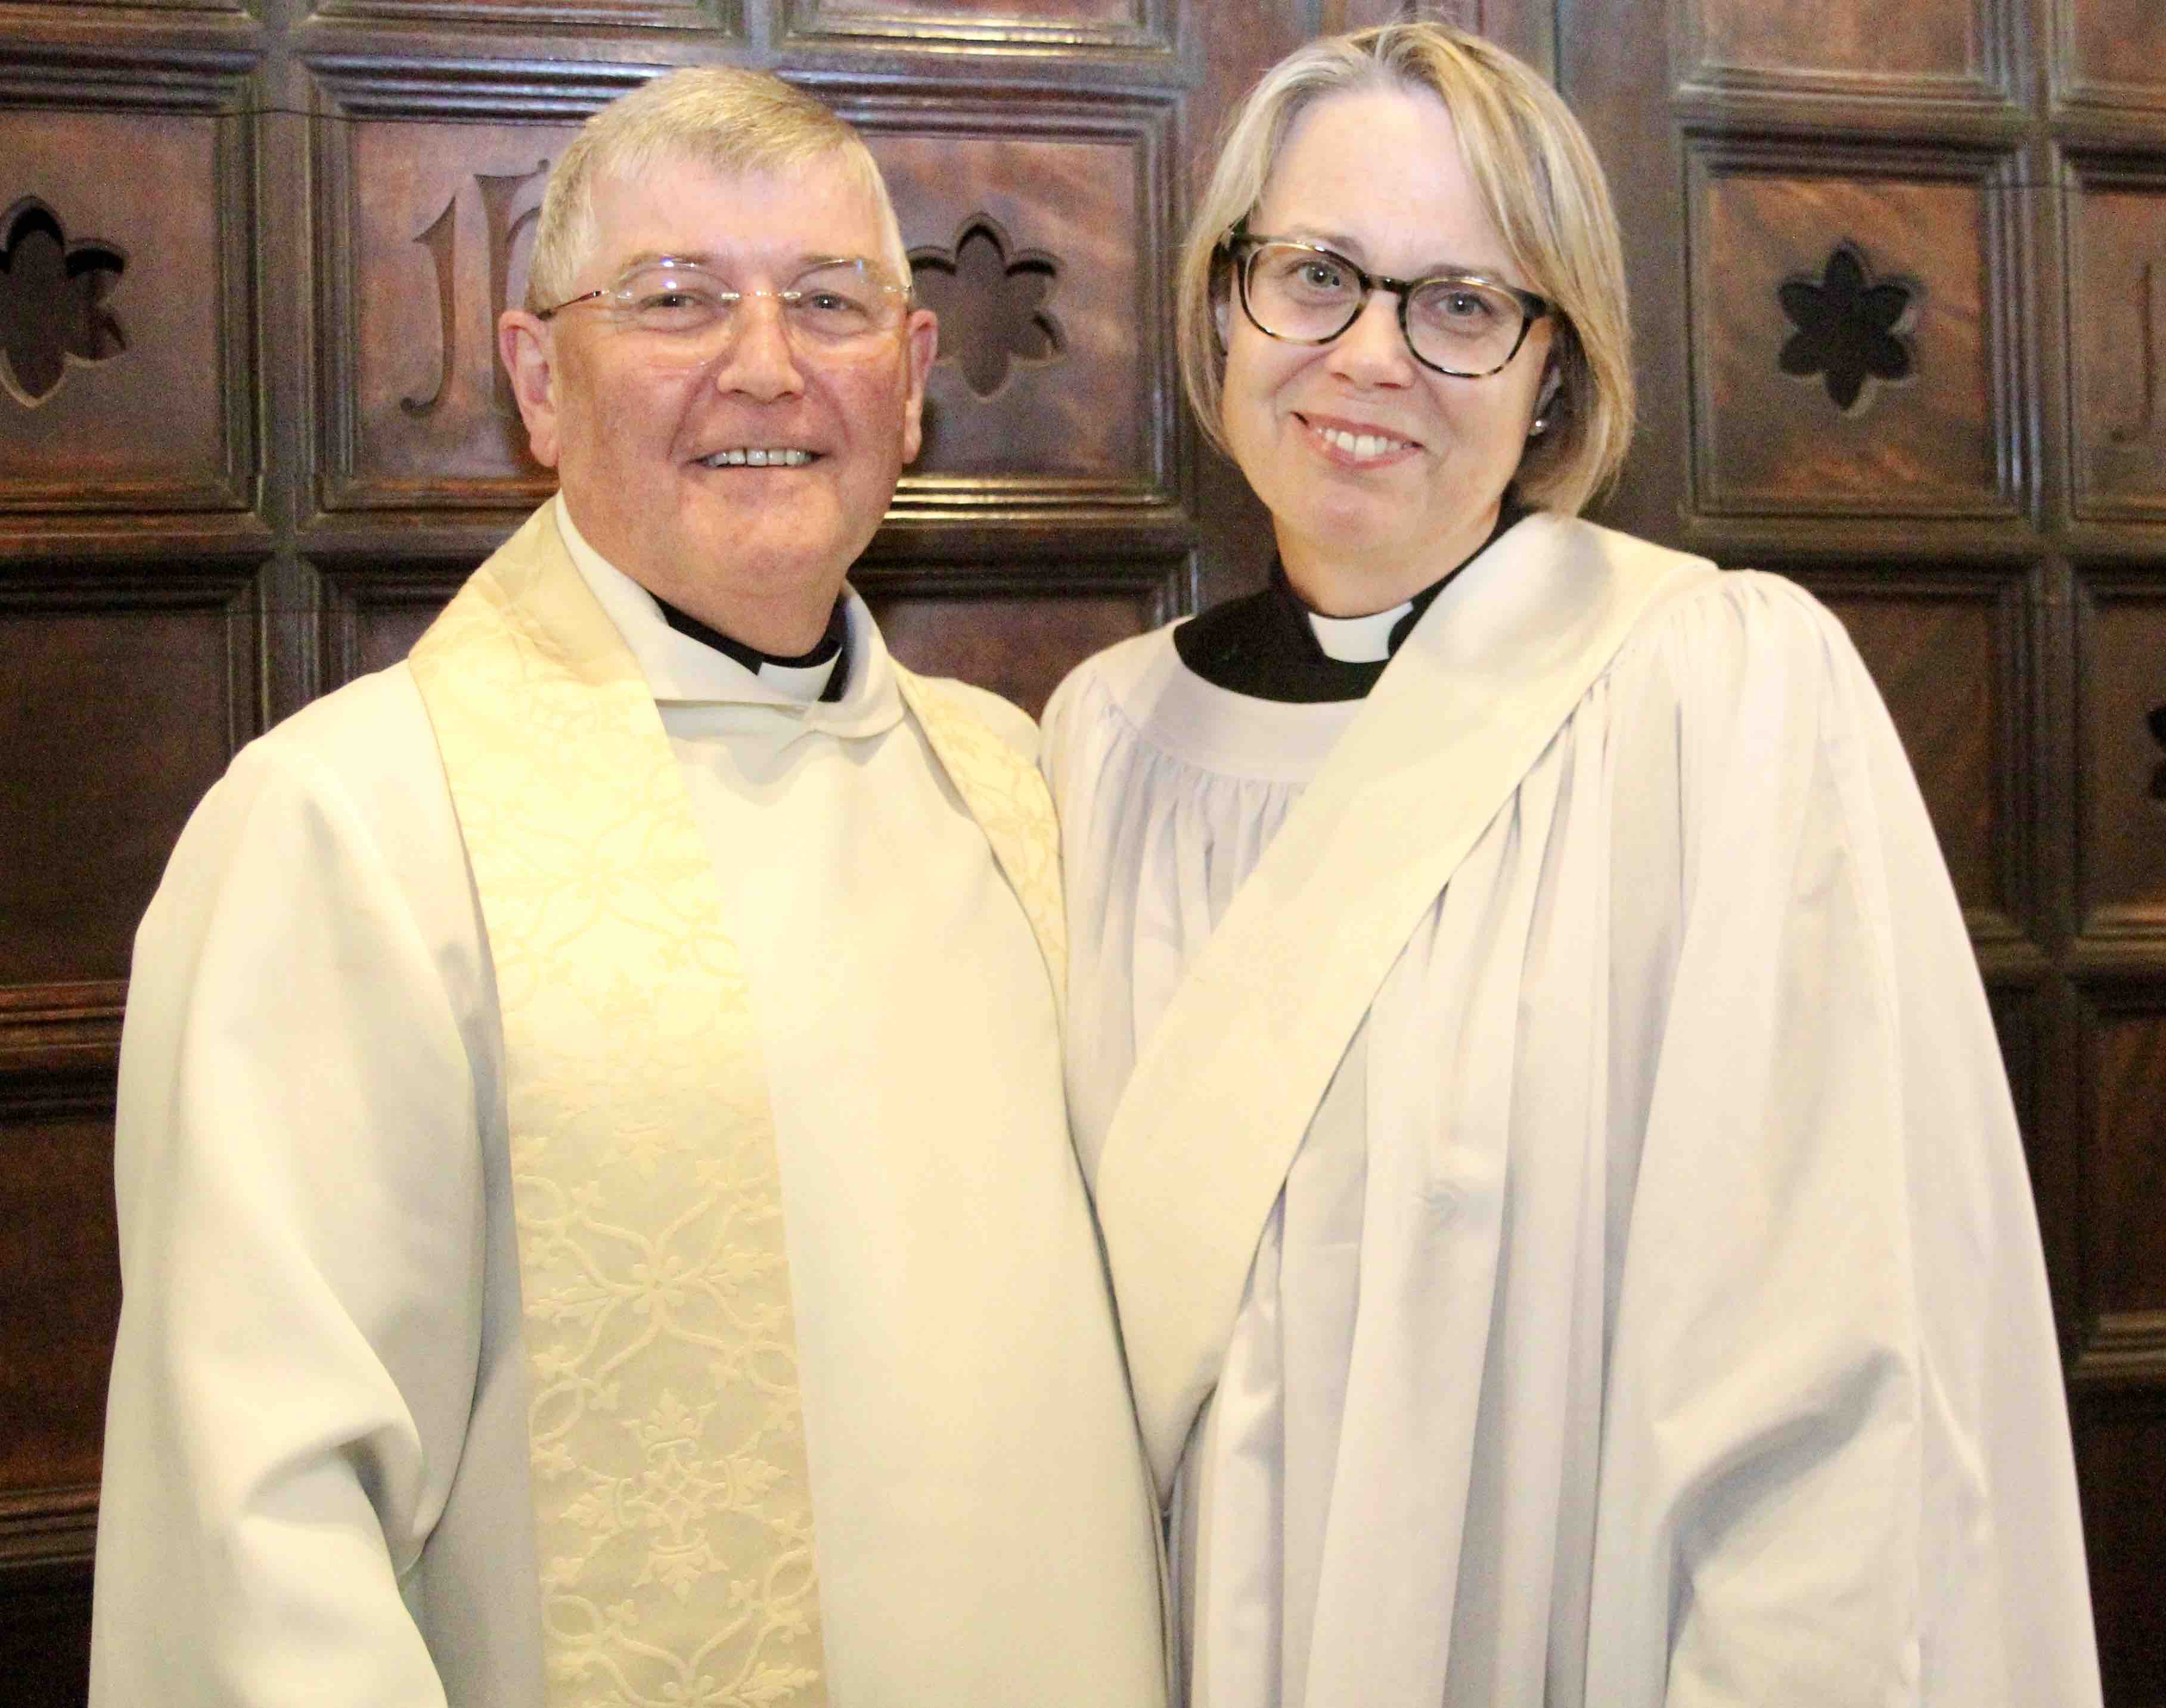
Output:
top-left (865, 577), bottom-right (1171, 716)
top-left (1686, 144), bottom-right (2021, 519)
top-left (2071, 977), bottom-right (2166, 1383)
top-left (317, 561), bottom-right (473, 690)
top-left (1682, 0), bottom-right (2000, 98)
top-left (0, 582), bottom-right (258, 989)
top-left (2064, 159), bottom-right (2166, 521)
top-left (852, 88), bottom-right (1178, 523)
top-left (309, 0), bottom-right (731, 27)
top-left (781, 0), bottom-right (1172, 52)
top-left (2058, 0), bottom-right (2166, 117)
top-left (0, 1089), bottom-right (118, 1498)
top-left (0, 1561), bottom-right (92, 1708)
top-left (309, 80), bottom-right (586, 514)
top-left (0, 100), bottom-right (254, 517)
top-left (2074, 1392), bottom-right (2166, 1705)
top-left (2073, 570), bottom-right (2166, 937)
top-left (1808, 569), bottom-right (2030, 936)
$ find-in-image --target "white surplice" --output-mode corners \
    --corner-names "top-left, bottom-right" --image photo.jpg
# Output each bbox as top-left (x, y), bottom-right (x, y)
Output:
top-left (92, 499), bottom-right (1167, 1708)
top-left (1043, 515), bottom-right (2100, 1708)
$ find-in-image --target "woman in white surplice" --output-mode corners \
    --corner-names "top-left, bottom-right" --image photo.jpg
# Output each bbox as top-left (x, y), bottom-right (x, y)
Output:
top-left (1041, 23), bottom-right (2103, 1708)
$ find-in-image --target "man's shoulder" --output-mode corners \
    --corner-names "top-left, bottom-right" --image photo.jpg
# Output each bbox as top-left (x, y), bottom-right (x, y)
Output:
top-left (892, 667), bottom-right (1041, 766)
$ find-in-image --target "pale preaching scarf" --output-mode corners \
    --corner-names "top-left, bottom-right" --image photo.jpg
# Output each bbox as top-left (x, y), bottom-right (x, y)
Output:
top-left (408, 503), bottom-right (1069, 1708)
top-left (1045, 517), bottom-right (2100, 1707)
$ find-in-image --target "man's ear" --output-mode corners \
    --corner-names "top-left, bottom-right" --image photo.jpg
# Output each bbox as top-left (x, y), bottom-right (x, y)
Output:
top-left (498, 310), bottom-right (562, 470)
top-left (899, 305), bottom-right (939, 467)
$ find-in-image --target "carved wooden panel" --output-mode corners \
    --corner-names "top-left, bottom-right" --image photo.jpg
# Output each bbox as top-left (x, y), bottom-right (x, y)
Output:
top-left (0, 103), bottom-right (252, 515)
top-left (1686, 145), bottom-right (2019, 519)
top-left (784, 0), bottom-right (1171, 51)
top-left (2066, 160), bottom-right (2166, 521)
top-left (2071, 979), bottom-right (2166, 1383)
top-left (310, 0), bottom-right (728, 27)
top-left (0, 582), bottom-right (258, 989)
top-left (311, 77), bottom-right (588, 514)
top-left (2057, 0), bottom-right (2166, 114)
top-left (2074, 1392), bottom-right (2166, 1704)
top-left (865, 578), bottom-right (1171, 717)
top-left (0, 1091), bottom-right (118, 1498)
top-left (853, 90), bottom-right (1177, 520)
top-left (1681, 0), bottom-right (2003, 100)
top-left (317, 561), bottom-right (472, 689)
top-left (1807, 571), bottom-right (2028, 937)
top-left (2074, 570), bottom-right (2166, 937)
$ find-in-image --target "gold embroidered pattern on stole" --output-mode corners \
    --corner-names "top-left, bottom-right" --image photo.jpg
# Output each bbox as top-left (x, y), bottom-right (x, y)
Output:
top-left (412, 514), bottom-right (825, 1708)
top-left (894, 668), bottom-right (1067, 1020)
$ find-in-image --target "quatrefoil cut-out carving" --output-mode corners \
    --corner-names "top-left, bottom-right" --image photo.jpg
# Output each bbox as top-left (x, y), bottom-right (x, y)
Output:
top-left (909, 215), bottom-right (1064, 400)
top-left (1777, 241), bottom-right (1919, 416)
top-left (0, 196), bottom-right (128, 409)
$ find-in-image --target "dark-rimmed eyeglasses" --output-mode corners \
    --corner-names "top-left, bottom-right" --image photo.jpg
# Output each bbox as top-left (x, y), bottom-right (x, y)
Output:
top-left (1223, 233), bottom-right (1550, 378)
top-left (536, 255), bottom-right (913, 350)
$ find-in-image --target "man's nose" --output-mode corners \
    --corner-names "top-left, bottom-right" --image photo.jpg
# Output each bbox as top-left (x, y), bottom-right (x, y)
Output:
top-left (711, 292), bottom-right (806, 400)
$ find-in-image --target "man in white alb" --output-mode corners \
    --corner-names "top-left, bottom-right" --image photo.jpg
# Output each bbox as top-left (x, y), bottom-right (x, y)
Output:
top-left (89, 67), bottom-right (1166, 1708)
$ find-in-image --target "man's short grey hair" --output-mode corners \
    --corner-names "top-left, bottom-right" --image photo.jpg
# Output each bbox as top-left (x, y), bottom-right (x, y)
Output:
top-left (523, 66), bottom-right (911, 312)
top-left (1176, 23), bottom-right (1635, 517)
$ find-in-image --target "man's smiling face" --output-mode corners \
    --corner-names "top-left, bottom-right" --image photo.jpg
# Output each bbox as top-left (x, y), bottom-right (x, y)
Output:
top-left (502, 148), bottom-right (936, 651)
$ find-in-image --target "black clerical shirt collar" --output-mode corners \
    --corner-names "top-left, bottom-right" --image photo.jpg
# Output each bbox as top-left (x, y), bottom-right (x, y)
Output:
top-left (653, 593), bottom-right (851, 704)
top-left (1173, 496), bottom-right (1528, 703)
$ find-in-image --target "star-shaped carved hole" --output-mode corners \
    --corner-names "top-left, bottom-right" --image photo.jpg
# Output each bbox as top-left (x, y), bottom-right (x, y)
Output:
top-left (0, 197), bottom-right (127, 409)
top-left (909, 215), bottom-right (1064, 400)
top-left (2149, 703), bottom-right (2166, 803)
top-left (1777, 240), bottom-right (1918, 415)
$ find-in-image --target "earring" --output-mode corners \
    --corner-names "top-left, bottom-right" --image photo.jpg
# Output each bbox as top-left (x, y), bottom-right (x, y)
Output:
top-left (1528, 414), bottom-right (1549, 438)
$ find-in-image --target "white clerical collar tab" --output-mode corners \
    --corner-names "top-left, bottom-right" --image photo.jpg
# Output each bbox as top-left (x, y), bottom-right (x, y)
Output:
top-left (1308, 601), bottom-right (1410, 664)
top-left (756, 654), bottom-right (839, 701)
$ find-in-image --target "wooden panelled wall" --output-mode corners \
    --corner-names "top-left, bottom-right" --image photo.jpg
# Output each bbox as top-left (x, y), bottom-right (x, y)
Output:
top-left (1, 0), bottom-right (2158, 1702)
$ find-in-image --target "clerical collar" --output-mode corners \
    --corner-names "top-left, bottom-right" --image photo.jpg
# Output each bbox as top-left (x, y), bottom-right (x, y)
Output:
top-left (1174, 496), bottom-right (1528, 703)
top-left (653, 594), bottom-right (850, 704)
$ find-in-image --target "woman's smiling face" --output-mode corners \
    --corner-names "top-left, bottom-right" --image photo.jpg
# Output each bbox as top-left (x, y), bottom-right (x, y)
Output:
top-left (1218, 83), bottom-right (1554, 614)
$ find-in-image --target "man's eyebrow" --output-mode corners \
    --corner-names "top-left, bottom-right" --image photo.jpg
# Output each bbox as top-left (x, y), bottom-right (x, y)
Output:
top-left (607, 250), bottom-right (888, 275)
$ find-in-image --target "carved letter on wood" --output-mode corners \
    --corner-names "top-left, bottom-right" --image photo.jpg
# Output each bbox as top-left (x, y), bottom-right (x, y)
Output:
top-left (0, 196), bottom-right (126, 410)
top-left (402, 160), bottom-right (548, 421)
top-left (2110, 262), bottom-right (2166, 446)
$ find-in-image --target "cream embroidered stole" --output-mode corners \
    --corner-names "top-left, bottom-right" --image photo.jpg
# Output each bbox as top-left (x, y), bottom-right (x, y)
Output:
top-left (409, 503), bottom-right (1065, 1706)
top-left (1088, 515), bottom-right (1714, 1498)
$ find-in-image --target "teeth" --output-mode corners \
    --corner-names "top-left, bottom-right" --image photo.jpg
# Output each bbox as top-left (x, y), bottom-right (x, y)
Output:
top-left (1319, 426), bottom-right (1405, 459)
top-left (702, 448), bottom-right (814, 467)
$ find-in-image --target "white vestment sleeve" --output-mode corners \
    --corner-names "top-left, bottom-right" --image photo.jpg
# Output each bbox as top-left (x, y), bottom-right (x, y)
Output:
top-left (91, 673), bottom-right (494, 1707)
top-left (1585, 578), bottom-right (2098, 1707)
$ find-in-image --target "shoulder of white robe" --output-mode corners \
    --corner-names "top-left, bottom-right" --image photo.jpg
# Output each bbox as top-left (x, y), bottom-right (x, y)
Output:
top-left (1091, 513), bottom-right (1721, 1498)
top-left (892, 664), bottom-right (1068, 1026)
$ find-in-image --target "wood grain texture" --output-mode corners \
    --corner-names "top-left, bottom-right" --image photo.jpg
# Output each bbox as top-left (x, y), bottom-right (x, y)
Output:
top-left (1811, 580), bottom-right (2014, 924)
top-left (0, 110), bottom-right (246, 513)
top-left (870, 123), bottom-right (1158, 488)
top-left (2074, 574), bottom-right (2166, 933)
top-left (865, 588), bottom-right (1161, 716)
top-left (0, 599), bottom-right (249, 987)
top-left (2060, 0), bottom-right (2166, 112)
top-left (2084, 999), bottom-right (2166, 1319)
top-left (1687, 0), bottom-right (1984, 84)
top-left (1688, 149), bottom-right (2014, 517)
top-left (321, 108), bottom-right (577, 511)
top-left (0, 1096), bottom-right (117, 1495)
top-left (2065, 167), bottom-right (2166, 520)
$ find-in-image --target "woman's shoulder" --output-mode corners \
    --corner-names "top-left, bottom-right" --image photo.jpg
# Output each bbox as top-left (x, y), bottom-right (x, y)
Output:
top-left (1041, 622), bottom-right (1187, 746)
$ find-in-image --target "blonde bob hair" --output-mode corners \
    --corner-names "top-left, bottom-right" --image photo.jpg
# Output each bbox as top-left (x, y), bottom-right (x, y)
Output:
top-left (523, 66), bottom-right (910, 313)
top-left (1176, 23), bottom-right (1634, 516)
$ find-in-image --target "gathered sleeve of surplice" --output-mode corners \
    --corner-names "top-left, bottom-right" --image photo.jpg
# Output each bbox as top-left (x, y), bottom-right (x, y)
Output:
top-left (90, 668), bottom-right (505, 1707)
top-left (1581, 573), bottom-right (2100, 1708)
